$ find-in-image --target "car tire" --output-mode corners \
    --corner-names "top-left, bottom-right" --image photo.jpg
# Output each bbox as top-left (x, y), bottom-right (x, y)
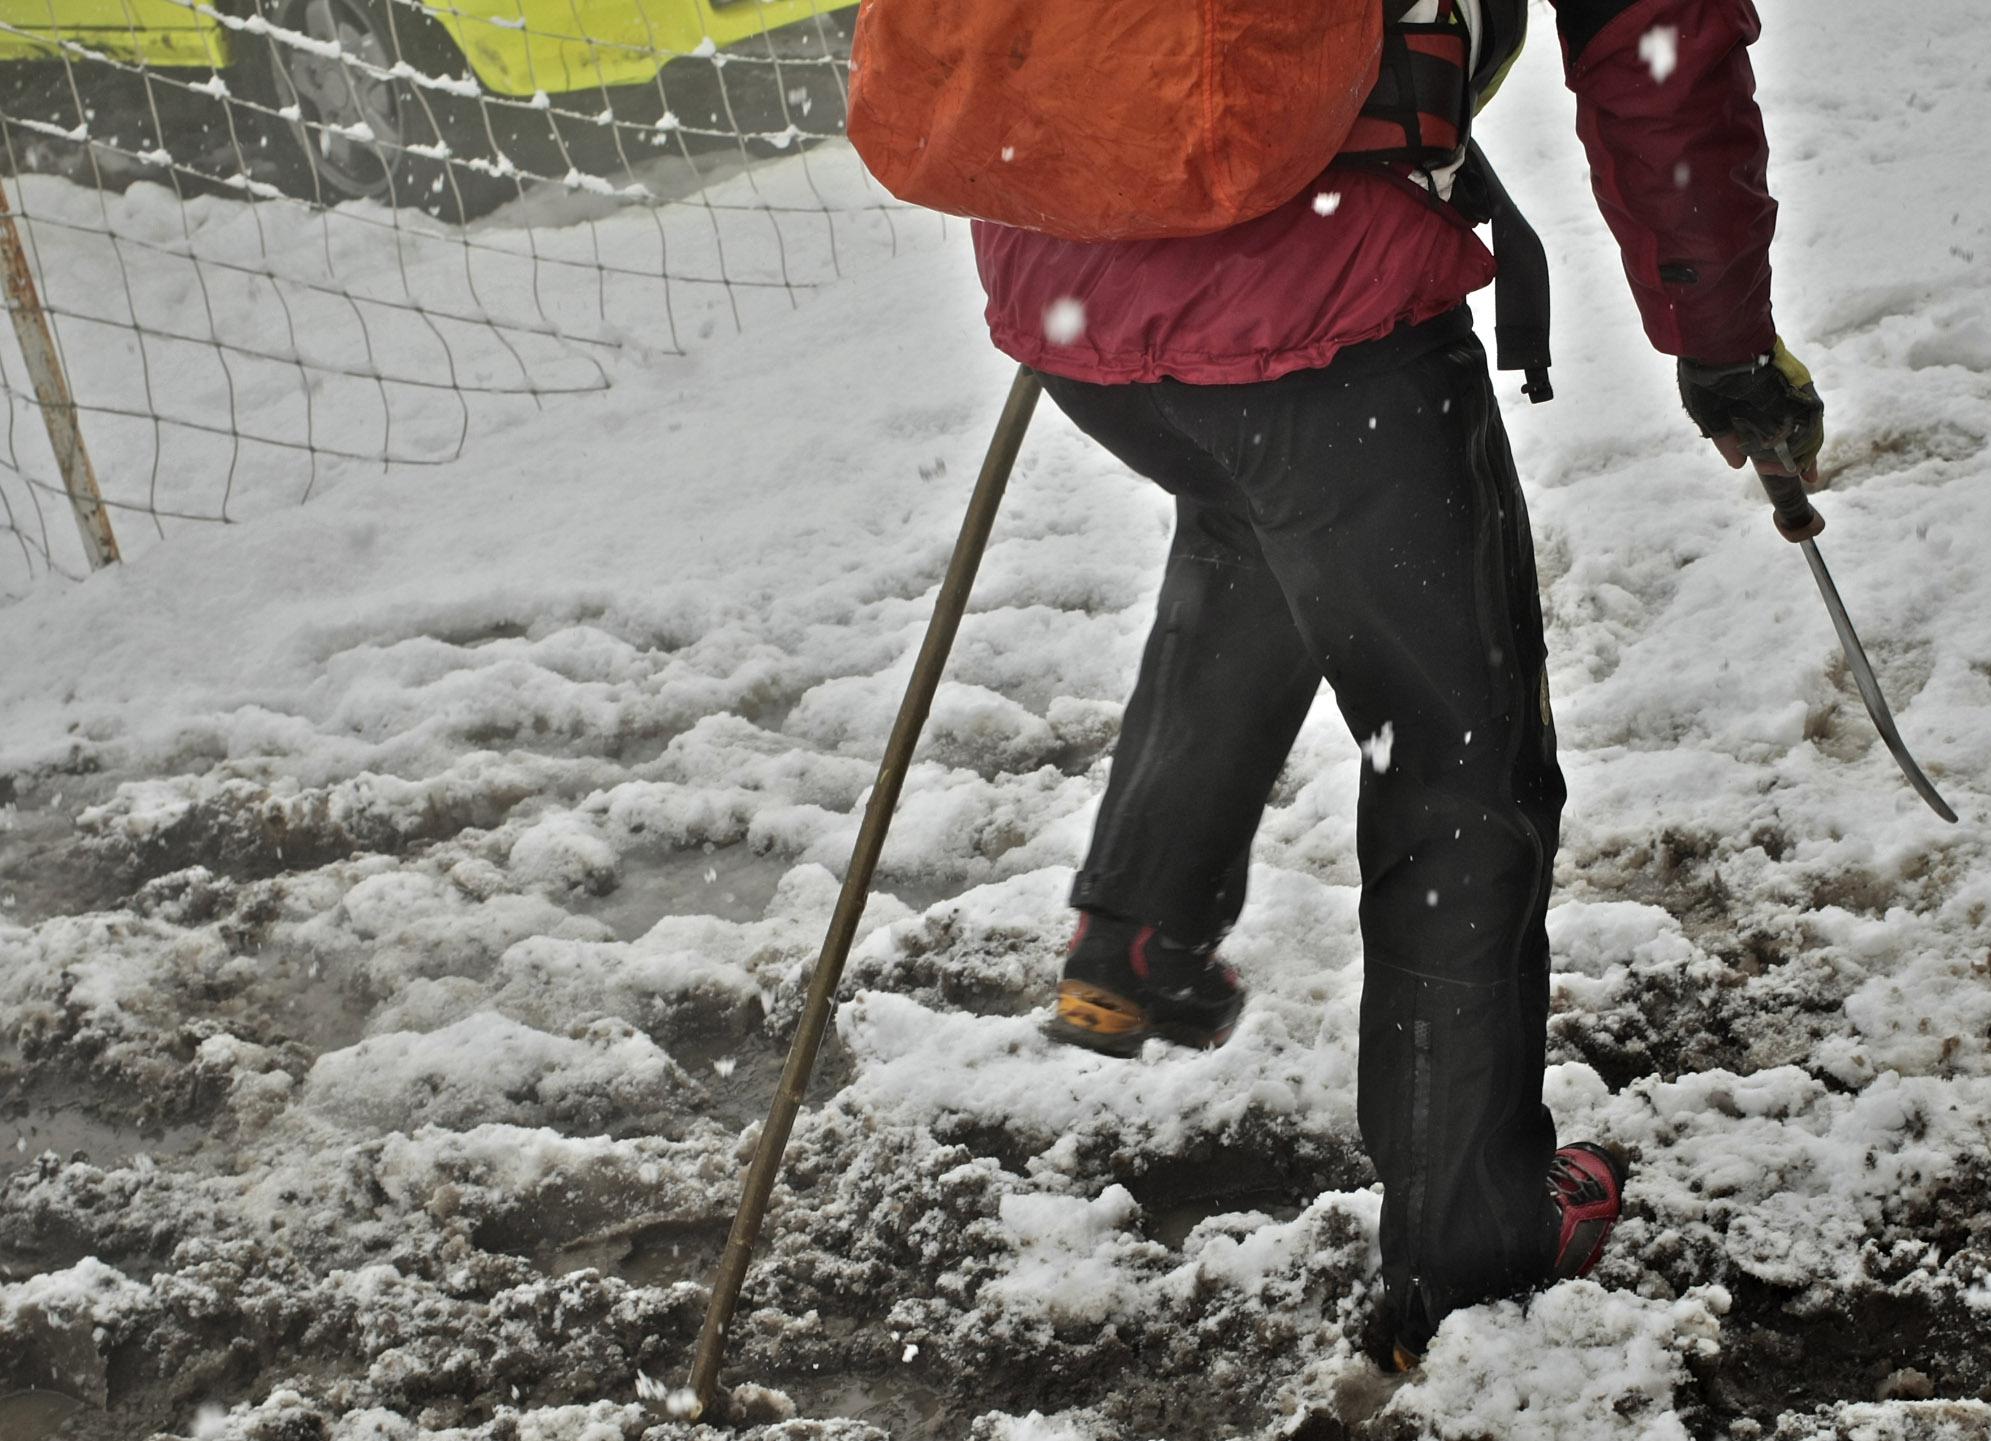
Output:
top-left (253, 0), bottom-right (522, 223)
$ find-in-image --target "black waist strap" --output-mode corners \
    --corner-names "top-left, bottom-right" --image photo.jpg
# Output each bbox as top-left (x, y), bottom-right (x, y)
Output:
top-left (1457, 142), bottom-right (1554, 403)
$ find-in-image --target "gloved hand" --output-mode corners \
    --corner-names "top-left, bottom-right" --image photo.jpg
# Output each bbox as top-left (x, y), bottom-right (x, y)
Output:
top-left (1679, 338), bottom-right (1827, 540)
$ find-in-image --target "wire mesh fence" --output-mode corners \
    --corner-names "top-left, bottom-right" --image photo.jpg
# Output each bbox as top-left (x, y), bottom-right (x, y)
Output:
top-left (0, 0), bottom-right (938, 596)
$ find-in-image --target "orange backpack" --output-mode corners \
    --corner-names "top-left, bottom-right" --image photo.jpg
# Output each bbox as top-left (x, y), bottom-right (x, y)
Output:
top-left (846, 2), bottom-right (1384, 243)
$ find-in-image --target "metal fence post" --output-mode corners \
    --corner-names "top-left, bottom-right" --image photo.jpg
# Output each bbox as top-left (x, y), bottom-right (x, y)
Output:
top-left (0, 174), bottom-right (119, 570)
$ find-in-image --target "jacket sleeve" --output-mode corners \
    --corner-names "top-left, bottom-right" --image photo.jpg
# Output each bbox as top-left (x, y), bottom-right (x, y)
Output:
top-left (1551, 0), bottom-right (1778, 363)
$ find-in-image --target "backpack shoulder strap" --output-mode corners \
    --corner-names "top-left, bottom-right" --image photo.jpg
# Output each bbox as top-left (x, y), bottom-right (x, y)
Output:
top-left (1472, 0), bottom-right (1529, 107)
top-left (1343, 0), bottom-right (1528, 164)
top-left (1342, 2), bottom-right (1555, 402)
top-left (1343, 0), bottom-right (1474, 163)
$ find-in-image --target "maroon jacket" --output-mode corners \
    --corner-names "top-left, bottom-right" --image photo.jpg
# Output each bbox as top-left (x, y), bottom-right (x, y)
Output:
top-left (972, 0), bottom-right (1778, 384)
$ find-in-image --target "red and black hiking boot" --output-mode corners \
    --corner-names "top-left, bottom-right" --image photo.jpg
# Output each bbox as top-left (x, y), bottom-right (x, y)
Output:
top-left (1548, 1141), bottom-right (1629, 1280)
top-left (1386, 1142), bottom-right (1629, 1373)
top-left (1042, 911), bottom-right (1244, 1057)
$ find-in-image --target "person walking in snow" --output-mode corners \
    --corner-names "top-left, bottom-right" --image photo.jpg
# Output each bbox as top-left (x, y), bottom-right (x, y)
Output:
top-left (967, 0), bottom-right (1826, 1365)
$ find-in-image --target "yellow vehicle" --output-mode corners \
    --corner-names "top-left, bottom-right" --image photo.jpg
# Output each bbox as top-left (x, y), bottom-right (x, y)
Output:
top-left (0, 0), bottom-right (860, 217)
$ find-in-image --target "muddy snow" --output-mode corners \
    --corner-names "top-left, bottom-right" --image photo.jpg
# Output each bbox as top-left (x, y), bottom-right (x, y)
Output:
top-left (4, 3), bottom-right (1990, 1438)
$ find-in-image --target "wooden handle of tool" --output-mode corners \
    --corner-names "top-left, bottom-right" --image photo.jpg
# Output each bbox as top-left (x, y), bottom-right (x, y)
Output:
top-left (1757, 466), bottom-right (1824, 542)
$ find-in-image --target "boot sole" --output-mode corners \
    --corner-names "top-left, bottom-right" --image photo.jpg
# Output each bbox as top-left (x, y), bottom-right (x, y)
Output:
top-left (1043, 980), bottom-right (1238, 1057)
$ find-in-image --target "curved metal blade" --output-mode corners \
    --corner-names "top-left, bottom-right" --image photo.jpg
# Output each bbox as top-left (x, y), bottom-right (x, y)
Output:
top-left (1800, 539), bottom-right (1959, 822)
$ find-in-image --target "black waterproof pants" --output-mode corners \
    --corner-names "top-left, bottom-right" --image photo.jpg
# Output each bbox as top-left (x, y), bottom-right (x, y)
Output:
top-left (1039, 313), bottom-right (1566, 1343)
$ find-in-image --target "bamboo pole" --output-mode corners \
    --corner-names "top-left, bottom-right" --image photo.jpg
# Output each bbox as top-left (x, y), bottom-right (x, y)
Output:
top-left (683, 364), bottom-right (1042, 1420)
top-left (0, 173), bottom-right (119, 570)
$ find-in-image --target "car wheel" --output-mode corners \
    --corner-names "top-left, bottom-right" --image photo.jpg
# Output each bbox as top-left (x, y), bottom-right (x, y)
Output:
top-left (258, 0), bottom-right (521, 222)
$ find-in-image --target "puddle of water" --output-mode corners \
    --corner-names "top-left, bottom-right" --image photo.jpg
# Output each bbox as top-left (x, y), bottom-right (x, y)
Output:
top-left (1119, 1155), bottom-right (1318, 1249)
top-left (581, 843), bottom-right (790, 939)
top-left (262, 976), bottom-right (374, 1058)
top-left (537, 1216), bottom-right (731, 1289)
top-left (795, 1376), bottom-right (950, 1440)
top-left (0, 776), bottom-right (122, 927)
top-left (578, 843), bottom-right (968, 943)
top-left (1150, 1193), bottom-right (1304, 1251)
top-left (0, 1390), bottom-right (87, 1441)
top-left (0, 1101), bottom-right (205, 1180)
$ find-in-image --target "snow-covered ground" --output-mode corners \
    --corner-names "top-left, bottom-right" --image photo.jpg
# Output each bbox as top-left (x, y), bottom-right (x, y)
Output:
top-left (4, 2), bottom-right (1990, 1438)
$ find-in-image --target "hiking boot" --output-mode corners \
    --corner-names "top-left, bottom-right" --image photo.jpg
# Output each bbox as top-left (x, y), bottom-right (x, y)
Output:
top-left (1387, 1142), bottom-right (1628, 1372)
top-left (1548, 1141), bottom-right (1628, 1279)
top-left (1042, 910), bottom-right (1244, 1057)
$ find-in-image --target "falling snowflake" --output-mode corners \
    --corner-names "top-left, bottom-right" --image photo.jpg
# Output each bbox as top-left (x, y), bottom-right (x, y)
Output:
top-left (1640, 25), bottom-right (1679, 82)
top-left (638, 1374), bottom-right (701, 1419)
top-left (1362, 722), bottom-right (1395, 775)
top-left (1043, 298), bottom-right (1086, 344)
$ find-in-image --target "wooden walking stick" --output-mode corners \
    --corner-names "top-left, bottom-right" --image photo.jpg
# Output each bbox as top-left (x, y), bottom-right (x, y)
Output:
top-left (682, 364), bottom-right (1042, 1420)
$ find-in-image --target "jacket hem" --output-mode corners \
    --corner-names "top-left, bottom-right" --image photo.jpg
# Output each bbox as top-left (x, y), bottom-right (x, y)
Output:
top-left (994, 295), bottom-right (1479, 386)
